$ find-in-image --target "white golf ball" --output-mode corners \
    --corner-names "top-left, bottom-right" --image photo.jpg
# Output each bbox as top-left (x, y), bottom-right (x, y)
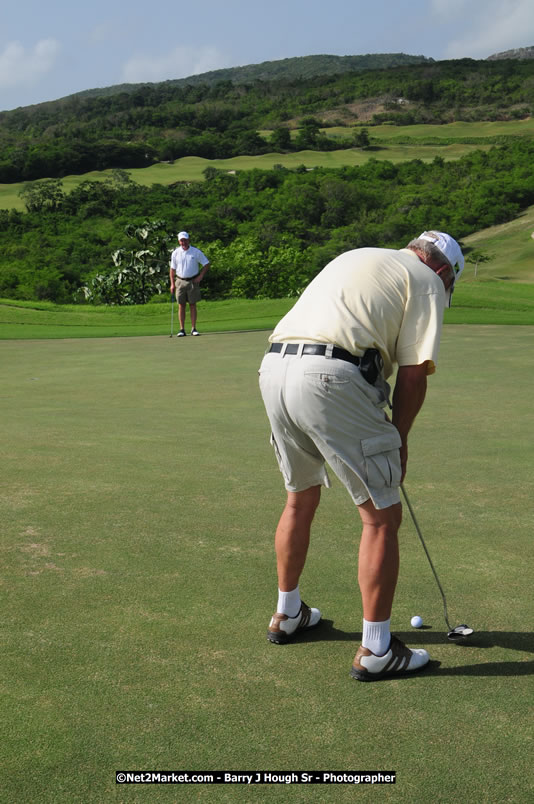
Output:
top-left (411, 615), bottom-right (423, 628)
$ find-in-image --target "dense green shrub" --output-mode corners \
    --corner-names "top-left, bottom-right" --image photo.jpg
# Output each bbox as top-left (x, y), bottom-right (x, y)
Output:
top-left (1, 140), bottom-right (533, 303)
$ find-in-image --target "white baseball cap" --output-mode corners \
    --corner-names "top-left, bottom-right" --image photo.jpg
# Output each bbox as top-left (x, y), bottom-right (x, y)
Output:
top-left (419, 231), bottom-right (464, 306)
top-left (178, 231), bottom-right (189, 240)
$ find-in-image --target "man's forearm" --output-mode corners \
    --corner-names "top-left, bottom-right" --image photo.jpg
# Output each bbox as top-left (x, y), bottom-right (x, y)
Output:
top-left (391, 364), bottom-right (428, 442)
top-left (391, 363), bottom-right (428, 482)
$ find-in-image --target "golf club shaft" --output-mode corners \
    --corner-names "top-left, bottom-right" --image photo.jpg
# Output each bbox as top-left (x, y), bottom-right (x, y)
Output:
top-left (170, 292), bottom-right (174, 336)
top-left (400, 484), bottom-right (452, 631)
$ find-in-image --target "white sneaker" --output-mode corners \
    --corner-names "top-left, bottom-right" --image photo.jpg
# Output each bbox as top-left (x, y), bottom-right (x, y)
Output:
top-left (267, 602), bottom-right (321, 644)
top-left (350, 635), bottom-right (430, 681)
top-left (177, 329), bottom-right (186, 337)
top-left (191, 328), bottom-right (200, 336)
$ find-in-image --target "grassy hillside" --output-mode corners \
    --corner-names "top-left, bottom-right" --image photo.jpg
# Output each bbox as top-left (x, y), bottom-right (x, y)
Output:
top-left (461, 205), bottom-right (534, 282)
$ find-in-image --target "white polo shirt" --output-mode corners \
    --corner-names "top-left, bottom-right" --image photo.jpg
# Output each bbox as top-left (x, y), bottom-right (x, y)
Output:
top-left (269, 247), bottom-right (447, 379)
top-left (170, 245), bottom-right (209, 279)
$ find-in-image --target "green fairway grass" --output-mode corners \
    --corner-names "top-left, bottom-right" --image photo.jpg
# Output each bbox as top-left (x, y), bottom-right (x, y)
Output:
top-left (0, 144), bottom-right (490, 211)
top-left (324, 117), bottom-right (534, 142)
top-left (1, 327), bottom-right (532, 803)
top-left (2, 278), bottom-right (534, 340)
top-left (125, 143), bottom-right (493, 180)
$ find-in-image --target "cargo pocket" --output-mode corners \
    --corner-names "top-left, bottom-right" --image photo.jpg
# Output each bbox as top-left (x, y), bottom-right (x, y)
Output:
top-left (361, 431), bottom-right (402, 489)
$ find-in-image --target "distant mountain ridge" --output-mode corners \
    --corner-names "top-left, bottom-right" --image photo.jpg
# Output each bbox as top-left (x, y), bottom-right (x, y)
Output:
top-left (10, 49), bottom-right (533, 110)
top-left (487, 46), bottom-right (534, 60)
top-left (70, 53), bottom-right (432, 102)
top-left (6, 48), bottom-right (534, 112)
top-left (72, 48), bottom-right (534, 104)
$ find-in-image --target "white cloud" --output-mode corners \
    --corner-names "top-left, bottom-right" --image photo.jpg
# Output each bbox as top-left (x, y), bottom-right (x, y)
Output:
top-left (0, 39), bottom-right (60, 89)
top-left (432, 0), bottom-right (534, 59)
top-left (121, 45), bottom-right (227, 84)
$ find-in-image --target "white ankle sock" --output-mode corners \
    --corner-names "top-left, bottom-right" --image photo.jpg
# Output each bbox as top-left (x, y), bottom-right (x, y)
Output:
top-left (362, 618), bottom-right (391, 656)
top-left (277, 587), bottom-right (301, 618)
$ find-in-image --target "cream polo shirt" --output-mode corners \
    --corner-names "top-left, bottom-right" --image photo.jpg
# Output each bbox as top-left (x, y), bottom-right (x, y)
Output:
top-left (269, 247), bottom-right (447, 379)
top-left (170, 245), bottom-right (209, 279)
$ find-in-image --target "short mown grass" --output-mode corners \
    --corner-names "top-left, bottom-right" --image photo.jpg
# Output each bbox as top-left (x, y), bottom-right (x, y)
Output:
top-left (1, 327), bottom-right (533, 803)
top-left (0, 297), bottom-right (296, 340)
top-left (2, 279), bottom-right (534, 341)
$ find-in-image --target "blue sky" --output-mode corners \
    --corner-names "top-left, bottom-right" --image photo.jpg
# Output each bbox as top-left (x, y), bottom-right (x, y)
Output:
top-left (2, 0), bottom-right (533, 111)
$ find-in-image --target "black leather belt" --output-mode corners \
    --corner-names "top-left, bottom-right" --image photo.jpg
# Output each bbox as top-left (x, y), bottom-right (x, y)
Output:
top-left (177, 274), bottom-right (199, 281)
top-left (268, 342), bottom-right (360, 367)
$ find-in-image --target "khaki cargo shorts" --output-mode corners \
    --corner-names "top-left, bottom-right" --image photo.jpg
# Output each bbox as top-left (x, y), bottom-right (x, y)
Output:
top-left (259, 349), bottom-right (402, 510)
top-left (175, 277), bottom-right (201, 304)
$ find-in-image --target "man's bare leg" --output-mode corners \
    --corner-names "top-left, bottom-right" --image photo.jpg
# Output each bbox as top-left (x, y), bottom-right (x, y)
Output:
top-left (275, 486), bottom-right (321, 592)
top-left (351, 498), bottom-right (430, 677)
top-left (267, 486), bottom-right (322, 642)
top-left (357, 499), bottom-right (402, 621)
top-left (189, 303), bottom-right (197, 330)
top-left (178, 303), bottom-right (187, 331)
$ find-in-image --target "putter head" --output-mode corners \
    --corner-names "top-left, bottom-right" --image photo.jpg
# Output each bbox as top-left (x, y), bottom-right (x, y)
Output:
top-left (447, 624), bottom-right (474, 642)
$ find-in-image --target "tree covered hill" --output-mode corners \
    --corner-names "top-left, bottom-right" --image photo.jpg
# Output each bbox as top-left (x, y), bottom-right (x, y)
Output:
top-left (1, 56), bottom-right (534, 183)
top-left (72, 53), bottom-right (433, 100)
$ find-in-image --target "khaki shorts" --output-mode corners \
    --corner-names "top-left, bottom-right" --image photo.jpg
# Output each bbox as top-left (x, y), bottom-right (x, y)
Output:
top-left (175, 277), bottom-right (201, 304)
top-left (258, 349), bottom-right (402, 509)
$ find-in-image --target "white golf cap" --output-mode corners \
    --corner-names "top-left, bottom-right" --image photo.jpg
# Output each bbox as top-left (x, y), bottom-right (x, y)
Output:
top-left (419, 230), bottom-right (465, 306)
top-left (178, 231), bottom-right (189, 240)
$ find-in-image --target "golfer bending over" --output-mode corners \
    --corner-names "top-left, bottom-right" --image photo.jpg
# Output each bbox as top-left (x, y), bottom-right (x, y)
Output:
top-left (259, 231), bottom-right (464, 681)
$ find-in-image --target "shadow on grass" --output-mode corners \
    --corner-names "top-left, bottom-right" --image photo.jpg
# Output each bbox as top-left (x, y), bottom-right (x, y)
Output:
top-left (428, 661), bottom-right (533, 677)
top-left (293, 621), bottom-right (534, 675)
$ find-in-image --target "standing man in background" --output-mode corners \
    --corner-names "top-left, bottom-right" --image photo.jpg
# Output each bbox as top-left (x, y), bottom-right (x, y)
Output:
top-left (169, 232), bottom-right (210, 336)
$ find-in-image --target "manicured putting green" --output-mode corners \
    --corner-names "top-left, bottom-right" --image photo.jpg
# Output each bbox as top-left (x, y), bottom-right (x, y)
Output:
top-left (1, 326), bottom-right (532, 802)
